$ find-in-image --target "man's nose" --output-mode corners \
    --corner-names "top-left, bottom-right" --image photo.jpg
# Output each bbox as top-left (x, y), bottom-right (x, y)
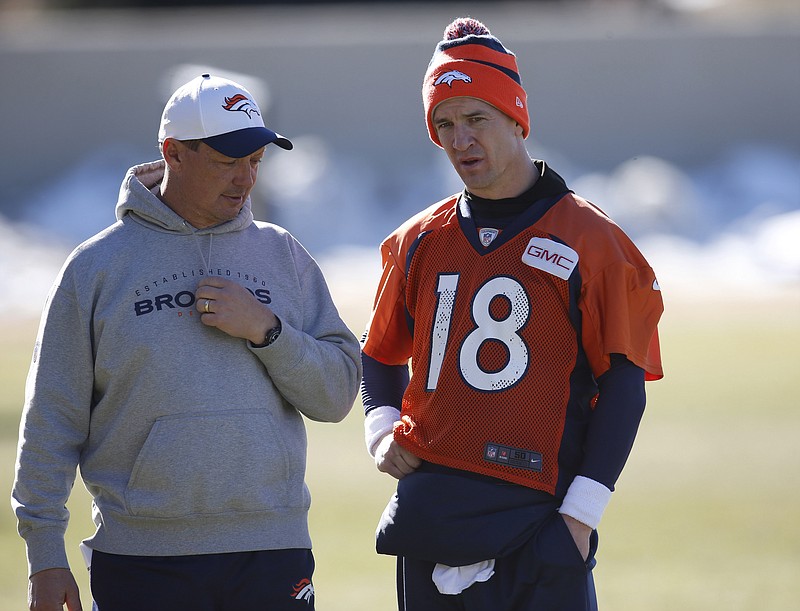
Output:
top-left (233, 160), bottom-right (256, 187)
top-left (451, 124), bottom-right (473, 151)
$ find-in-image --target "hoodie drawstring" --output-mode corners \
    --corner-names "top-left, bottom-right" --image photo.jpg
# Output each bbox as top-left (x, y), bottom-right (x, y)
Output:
top-left (187, 222), bottom-right (213, 272)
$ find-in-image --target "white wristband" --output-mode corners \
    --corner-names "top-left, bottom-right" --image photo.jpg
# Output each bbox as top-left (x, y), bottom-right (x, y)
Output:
top-left (558, 475), bottom-right (612, 530)
top-left (364, 405), bottom-right (401, 457)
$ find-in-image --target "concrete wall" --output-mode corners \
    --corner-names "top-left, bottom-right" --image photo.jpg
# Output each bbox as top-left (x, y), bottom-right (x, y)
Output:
top-left (1, 2), bottom-right (798, 223)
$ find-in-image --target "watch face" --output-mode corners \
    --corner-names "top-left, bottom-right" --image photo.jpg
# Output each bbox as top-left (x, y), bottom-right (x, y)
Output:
top-left (266, 325), bottom-right (281, 345)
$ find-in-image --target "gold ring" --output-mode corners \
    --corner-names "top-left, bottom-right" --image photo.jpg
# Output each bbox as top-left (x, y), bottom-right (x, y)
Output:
top-left (204, 299), bottom-right (210, 313)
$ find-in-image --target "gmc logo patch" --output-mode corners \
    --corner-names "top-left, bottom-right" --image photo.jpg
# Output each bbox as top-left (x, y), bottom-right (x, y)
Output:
top-left (521, 237), bottom-right (578, 280)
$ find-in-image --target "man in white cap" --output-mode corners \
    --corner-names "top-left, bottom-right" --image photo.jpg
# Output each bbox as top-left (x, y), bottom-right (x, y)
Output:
top-left (12, 74), bottom-right (361, 610)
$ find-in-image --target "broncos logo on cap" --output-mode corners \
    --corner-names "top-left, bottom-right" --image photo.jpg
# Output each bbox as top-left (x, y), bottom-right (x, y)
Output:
top-left (221, 94), bottom-right (261, 118)
top-left (434, 70), bottom-right (472, 87)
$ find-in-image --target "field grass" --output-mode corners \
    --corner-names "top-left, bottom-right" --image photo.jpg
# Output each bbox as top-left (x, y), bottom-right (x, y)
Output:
top-left (1, 290), bottom-right (799, 610)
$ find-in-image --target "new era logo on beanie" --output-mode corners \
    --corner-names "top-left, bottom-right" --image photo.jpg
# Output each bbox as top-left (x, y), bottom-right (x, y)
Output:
top-left (422, 18), bottom-right (530, 148)
top-left (158, 74), bottom-right (293, 158)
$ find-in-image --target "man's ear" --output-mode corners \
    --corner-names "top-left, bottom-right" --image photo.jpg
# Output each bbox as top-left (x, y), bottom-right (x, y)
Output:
top-left (162, 138), bottom-right (184, 168)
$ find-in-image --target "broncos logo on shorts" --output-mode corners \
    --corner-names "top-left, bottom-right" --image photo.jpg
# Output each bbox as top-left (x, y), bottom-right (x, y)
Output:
top-left (290, 578), bottom-right (315, 603)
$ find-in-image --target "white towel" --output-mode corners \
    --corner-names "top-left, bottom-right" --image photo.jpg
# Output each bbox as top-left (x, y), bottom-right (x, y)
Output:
top-left (432, 559), bottom-right (495, 595)
top-left (79, 542), bottom-right (93, 569)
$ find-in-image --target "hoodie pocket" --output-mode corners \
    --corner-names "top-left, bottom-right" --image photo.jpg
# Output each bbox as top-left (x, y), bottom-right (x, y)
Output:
top-left (125, 409), bottom-right (306, 518)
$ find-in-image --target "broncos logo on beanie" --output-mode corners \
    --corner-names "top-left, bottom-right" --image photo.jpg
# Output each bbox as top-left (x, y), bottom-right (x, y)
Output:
top-left (422, 18), bottom-right (530, 147)
top-left (434, 70), bottom-right (473, 87)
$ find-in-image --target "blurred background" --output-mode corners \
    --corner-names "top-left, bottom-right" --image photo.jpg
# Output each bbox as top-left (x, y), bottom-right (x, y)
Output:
top-left (0, 0), bottom-right (798, 609)
top-left (1, 0), bottom-right (798, 314)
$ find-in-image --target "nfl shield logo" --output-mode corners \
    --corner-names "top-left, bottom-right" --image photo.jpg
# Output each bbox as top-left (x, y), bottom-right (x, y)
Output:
top-left (479, 228), bottom-right (499, 247)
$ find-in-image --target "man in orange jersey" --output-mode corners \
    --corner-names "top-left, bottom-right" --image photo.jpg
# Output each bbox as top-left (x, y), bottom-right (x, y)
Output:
top-left (360, 17), bottom-right (664, 611)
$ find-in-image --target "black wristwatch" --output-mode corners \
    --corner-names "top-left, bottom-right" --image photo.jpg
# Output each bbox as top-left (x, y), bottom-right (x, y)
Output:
top-left (263, 320), bottom-right (282, 346)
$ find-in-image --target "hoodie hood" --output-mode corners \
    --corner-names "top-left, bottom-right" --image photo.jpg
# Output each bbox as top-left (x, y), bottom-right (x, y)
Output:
top-left (114, 159), bottom-right (254, 236)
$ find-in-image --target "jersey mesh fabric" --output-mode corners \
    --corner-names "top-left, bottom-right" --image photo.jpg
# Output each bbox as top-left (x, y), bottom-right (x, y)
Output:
top-left (397, 220), bottom-right (581, 494)
top-left (364, 188), bottom-right (663, 496)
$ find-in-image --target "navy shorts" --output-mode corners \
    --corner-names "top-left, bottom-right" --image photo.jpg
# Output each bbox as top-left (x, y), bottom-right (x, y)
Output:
top-left (90, 548), bottom-right (315, 611)
top-left (397, 512), bottom-right (599, 611)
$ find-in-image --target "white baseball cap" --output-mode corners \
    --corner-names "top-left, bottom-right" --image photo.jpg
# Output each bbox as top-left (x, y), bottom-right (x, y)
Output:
top-left (158, 73), bottom-right (293, 157)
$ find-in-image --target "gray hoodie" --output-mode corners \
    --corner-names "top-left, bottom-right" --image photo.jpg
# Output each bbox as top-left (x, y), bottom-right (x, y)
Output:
top-left (12, 160), bottom-right (362, 576)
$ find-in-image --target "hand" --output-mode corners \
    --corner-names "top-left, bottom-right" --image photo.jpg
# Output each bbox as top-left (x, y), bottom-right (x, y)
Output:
top-left (28, 568), bottom-right (82, 611)
top-left (561, 514), bottom-right (593, 562)
top-left (196, 277), bottom-right (277, 344)
top-left (374, 433), bottom-right (421, 480)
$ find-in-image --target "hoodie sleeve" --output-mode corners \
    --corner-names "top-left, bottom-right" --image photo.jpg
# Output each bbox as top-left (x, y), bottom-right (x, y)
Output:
top-left (11, 266), bottom-right (94, 576)
top-left (250, 245), bottom-right (362, 423)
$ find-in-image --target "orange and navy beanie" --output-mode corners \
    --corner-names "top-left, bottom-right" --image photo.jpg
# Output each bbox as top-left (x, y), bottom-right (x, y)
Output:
top-left (422, 18), bottom-right (529, 148)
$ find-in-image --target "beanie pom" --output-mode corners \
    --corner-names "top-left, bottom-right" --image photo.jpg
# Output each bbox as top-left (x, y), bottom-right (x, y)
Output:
top-left (444, 17), bottom-right (490, 40)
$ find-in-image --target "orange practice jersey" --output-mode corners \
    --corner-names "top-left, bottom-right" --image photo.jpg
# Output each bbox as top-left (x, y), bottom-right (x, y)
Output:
top-left (362, 191), bottom-right (663, 495)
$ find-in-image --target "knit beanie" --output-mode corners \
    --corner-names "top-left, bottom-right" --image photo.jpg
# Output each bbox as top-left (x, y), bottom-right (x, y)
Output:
top-left (422, 18), bottom-right (529, 148)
